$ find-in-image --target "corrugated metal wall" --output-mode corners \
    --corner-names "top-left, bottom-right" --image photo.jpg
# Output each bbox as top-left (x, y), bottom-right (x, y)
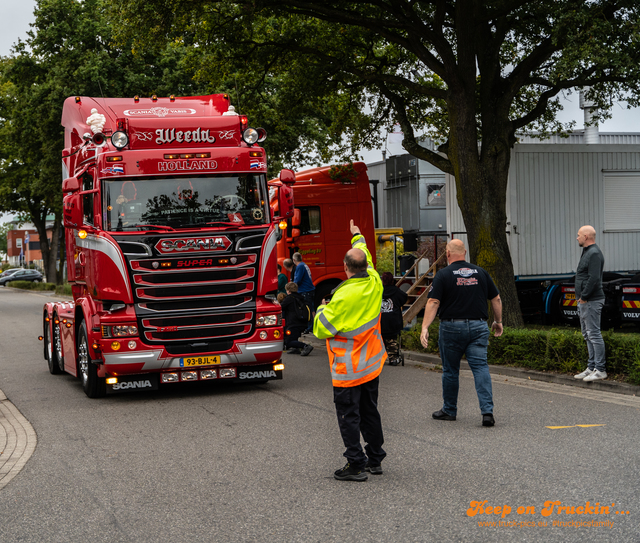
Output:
top-left (446, 143), bottom-right (640, 276)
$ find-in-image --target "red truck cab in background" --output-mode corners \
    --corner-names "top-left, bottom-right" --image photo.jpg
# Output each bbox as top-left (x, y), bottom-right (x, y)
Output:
top-left (273, 162), bottom-right (375, 304)
top-left (43, 94), bottom-right (295, 397)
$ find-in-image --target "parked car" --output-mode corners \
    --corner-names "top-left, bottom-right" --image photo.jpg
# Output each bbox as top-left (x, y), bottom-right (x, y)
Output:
top-left (0, 269), bottom-right (44, 286)
top-left (0, 268), bottom-right (23, 278)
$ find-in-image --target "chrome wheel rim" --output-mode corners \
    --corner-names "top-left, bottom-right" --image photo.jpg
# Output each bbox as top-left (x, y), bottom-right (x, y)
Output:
top-left (78, 334), bottom-right (89, 385)
top-left (54, 323), bottom-right (63, 362)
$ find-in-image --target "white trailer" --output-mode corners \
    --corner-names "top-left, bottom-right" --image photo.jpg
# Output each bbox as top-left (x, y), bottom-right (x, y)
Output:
top-left (446, 135), bottom-right (640, 322)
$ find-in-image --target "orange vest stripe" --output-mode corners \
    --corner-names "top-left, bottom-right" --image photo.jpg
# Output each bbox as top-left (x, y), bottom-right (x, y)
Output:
top-left (328, 315), bottom-right (387, 387)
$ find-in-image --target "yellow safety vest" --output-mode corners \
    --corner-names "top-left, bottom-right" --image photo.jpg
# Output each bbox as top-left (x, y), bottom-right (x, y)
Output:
top-left (314, 234), bottom-right (386, 387)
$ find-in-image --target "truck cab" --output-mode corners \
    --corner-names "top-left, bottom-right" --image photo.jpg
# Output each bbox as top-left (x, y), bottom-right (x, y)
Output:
top-left (274, 162), bottom-right (375, 305)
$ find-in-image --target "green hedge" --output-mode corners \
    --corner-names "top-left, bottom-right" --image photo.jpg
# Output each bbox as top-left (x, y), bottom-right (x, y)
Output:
top-left (6, 280), bottom-right (56, 291)
top-left (401, 321), bottom-right (640, 385)
top-left (55, 284), bottom-right (73, 296)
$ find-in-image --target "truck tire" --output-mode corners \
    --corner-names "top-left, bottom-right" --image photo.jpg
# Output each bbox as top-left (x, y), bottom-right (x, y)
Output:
top-left (77, 321), bottom-right (106, 398)
top-left (52, 315), bottom-right (65, 373)
top-left (45, 316), bottom-right (62, 375)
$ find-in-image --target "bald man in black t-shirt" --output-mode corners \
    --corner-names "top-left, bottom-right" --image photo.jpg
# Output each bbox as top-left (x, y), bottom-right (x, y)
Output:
top-left (420, 239), bottom-right (503, 427)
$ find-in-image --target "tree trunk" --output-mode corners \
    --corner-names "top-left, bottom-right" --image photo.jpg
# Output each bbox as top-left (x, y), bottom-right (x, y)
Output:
top-left (452, 139), bottom-right (524, 328)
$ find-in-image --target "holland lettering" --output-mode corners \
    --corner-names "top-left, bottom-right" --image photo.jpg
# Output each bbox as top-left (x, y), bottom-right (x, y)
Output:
top-left (158, 160), bottom-right (218, 172)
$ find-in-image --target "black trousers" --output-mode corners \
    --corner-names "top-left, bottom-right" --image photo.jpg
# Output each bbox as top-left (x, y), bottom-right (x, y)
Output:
top-left (333, 376), bottom-right (386, 468)
top-left (284, 325), bottom-right (306, 350)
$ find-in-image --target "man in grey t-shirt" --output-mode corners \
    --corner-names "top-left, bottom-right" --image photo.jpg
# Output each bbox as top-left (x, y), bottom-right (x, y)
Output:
top-left (573, 225), bottom-right (607, 381)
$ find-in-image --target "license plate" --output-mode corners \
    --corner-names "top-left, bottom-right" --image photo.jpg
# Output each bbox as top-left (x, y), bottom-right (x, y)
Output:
top-left (565, 293), bottom-right (575, 299)
top-left (180, 356), bottom-right (221, 367)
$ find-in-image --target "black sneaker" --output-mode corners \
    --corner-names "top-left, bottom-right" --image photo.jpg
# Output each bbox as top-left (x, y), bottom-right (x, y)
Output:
top-left (334, 462), bottom-right (368, 481)
top-left (432, 409), bottom-right (456, 421)
top-left (365, 461), bottom-right (383, 475)
top-left (287, 348), bottom-right (302, 355)
top-left (482, 414), bottom-right (495, 427)
top-left (388, 358), bottom-right (399, 366)
top-left (300, 344), bottom-right (314, 357)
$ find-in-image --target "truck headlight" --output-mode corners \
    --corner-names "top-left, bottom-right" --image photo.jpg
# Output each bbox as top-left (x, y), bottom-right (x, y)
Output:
top-left (256, 313), bottom-right (281, 327)
top-left (242, 128), bottom-right (259, 145)
top-left (102, 324), bottom-right (138, 338)
top-left (111, 131), bottom-right (129, 149)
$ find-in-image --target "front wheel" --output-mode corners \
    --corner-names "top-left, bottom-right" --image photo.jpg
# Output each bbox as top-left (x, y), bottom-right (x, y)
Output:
top-left (77, 321), bottom-right (106, 398)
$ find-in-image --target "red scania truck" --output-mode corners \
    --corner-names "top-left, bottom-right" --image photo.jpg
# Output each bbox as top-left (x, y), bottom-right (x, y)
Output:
top-left (42, 94), bottom-right (295, 397)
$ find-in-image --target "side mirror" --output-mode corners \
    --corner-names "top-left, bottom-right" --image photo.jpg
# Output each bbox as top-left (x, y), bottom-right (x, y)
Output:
top-left (63, 193), bottom-right (83, 228)
top-left (62, 176), bottom-right (81, 193)
top-left (279, 169), bottom-right (296, 185)
top-left (291, 208), bottom-right (301, 227)
top-left (278, 183), bottom-right (294, 219)
top-left (287, 228), bottom-right (301, 242)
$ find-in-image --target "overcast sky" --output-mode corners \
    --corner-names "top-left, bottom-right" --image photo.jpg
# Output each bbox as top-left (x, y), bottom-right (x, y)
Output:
top-left (1, 1), bottom-right (639, 176)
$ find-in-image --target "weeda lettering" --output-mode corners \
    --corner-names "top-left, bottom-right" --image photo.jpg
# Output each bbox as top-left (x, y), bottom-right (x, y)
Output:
top-left (155, 127), bottom-right (216, 145)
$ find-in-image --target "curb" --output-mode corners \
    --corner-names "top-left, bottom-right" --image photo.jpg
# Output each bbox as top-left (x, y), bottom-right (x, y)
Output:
top-left (300, 334), bottom-right (640, 397)
top-left (0, 390), bottom-right (38, 491)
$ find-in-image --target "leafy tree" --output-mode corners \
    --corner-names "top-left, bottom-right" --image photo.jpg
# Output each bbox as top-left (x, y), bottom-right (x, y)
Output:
top-left (112, 0), bottom-right (640, 326)
top-left (0, 0), bottom-right (205, 283)
top-left (0, 221), bottom-right (11, 255)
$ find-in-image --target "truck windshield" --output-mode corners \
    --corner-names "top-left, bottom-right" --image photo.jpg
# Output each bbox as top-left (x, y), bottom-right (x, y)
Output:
top-left (102, 174), bottom-right (269, 231)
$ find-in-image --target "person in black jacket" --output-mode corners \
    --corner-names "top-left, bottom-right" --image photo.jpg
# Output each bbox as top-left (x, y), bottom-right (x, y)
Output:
top-left (573, 225), bottom-right (606, 381)
top-left (280, 282), bottom-right (314, 356)
top-left (380, 272), bottom-right (408, 366)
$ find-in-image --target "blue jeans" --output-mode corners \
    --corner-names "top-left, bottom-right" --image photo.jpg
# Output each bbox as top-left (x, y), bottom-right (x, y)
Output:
top-left (578, 299), bottom-right (606, 372)
top-left (438, 320), bottom-right (493, 416)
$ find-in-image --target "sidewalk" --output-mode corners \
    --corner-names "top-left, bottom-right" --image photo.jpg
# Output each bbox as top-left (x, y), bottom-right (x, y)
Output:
top-left (301, 333), bottom-right (640, 397)
top-left (0, 389), bottom-right (37, 491)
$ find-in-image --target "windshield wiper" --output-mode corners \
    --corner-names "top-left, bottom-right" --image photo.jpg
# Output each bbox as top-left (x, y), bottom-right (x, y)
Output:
top-left (205, 221), bottom-right (244, 227)
top-left (136, 224), bottom-right (176, 231)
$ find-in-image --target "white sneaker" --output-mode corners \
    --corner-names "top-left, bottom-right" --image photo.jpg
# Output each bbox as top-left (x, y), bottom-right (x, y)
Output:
top-left (583, 370), bottom-right (607, 382)
top-left (574, 368), bottom-right (594, 379)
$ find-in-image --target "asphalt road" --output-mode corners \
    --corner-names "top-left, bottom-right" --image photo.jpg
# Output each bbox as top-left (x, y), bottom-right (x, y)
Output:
top-left (0, 288), bottom-right (639, 543)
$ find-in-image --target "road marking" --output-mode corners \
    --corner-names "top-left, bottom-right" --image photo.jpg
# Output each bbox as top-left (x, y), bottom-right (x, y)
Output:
top-left (546, 424), bottom-right (606, 430)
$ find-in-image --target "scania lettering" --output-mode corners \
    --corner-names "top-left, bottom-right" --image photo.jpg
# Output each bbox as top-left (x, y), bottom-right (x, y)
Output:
top-left (112, 380), bottom-right (153, 390)
top-left (239, 370), bottom-right (278, 379)
top-left (42, 94), bottom-right (293, 397)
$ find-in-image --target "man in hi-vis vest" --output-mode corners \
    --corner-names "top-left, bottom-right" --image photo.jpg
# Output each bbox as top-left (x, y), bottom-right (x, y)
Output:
top-left (314, 220), bottom-right (387, 481)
